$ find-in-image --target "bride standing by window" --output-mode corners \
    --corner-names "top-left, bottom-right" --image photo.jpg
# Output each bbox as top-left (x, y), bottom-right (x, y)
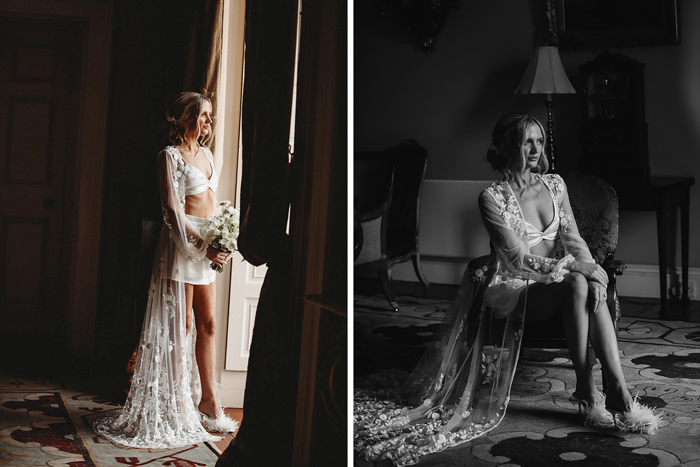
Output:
top-left (94, 92), bottom-right (238, 448)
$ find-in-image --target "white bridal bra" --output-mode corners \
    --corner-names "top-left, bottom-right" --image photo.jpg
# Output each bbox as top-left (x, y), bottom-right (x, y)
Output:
top-left (177, 147), bottom-right (218, 196)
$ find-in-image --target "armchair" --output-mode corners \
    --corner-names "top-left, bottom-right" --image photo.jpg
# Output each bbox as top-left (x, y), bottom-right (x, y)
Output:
top-left (354, 140), bottom-right (429, 311)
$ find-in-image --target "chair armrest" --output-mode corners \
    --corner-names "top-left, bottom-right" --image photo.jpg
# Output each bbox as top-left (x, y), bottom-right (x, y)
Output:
top-left (603, 252), bottom-right (627, 276)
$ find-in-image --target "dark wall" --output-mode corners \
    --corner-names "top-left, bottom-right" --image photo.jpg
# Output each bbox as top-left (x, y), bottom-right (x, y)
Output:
top-left (354, 0), bottom-right (700, 268)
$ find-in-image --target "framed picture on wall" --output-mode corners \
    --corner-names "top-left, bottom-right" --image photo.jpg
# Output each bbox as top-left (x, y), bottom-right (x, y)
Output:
top-left (549, 0), bottom-right (680, 48)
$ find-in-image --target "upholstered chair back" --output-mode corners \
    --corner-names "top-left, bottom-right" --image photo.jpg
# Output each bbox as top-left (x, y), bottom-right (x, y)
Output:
top-left (564, 171), bottom-right (620, 266)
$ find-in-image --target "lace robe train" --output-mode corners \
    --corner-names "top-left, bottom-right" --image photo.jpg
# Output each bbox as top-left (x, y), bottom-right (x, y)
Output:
top-left (93, 147), bottom-right (221, 449)
top-left (354, 174), bottom-right (594, 465)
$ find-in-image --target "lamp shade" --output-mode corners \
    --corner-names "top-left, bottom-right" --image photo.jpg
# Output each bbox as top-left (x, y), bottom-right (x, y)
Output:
top-left (515, 46), bottom-right (576, 95)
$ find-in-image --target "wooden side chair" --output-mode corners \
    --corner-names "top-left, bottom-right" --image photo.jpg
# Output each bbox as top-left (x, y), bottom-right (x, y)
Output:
top-left (354, 139), bottom-right (429, 311)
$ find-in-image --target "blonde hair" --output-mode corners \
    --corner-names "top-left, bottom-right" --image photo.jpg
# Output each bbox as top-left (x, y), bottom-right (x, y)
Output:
top-left (485, 113), bottom-right (549, 180)
top-left (164, 92), bottom-right (212, 147)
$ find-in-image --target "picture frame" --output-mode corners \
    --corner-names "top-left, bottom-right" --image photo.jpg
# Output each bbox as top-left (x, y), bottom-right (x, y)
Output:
top-left (548, 0), bottom-right (680, 48)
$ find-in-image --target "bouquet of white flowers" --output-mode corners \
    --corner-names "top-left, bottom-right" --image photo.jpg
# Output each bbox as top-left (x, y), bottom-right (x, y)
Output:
top-left (205, 200), bottom-right (240, 273)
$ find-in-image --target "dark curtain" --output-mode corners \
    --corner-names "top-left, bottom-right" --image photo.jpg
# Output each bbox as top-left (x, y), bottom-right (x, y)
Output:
top-left (181, 0), bottom-right (224, 153)
top-left (218, 0), bottom-right (347, 465)
top-left (216, 1), bottom-right (299, 466)
top-left (236, 1), bottom-right (298, 266)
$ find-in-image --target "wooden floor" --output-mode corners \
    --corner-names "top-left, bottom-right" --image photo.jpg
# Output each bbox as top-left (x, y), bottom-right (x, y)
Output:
top-left (211, 407), bottom-right (244, 453)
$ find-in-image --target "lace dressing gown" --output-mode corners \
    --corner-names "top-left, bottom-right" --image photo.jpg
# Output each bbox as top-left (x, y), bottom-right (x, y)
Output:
top-left (93, 146), bottom-right (221, 449)
top-left (354, 174), bottom-right (595, 465)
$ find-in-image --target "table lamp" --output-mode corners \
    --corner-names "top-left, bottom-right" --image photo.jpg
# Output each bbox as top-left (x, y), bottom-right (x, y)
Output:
top-left (515, 46), bottom-right (576, 172)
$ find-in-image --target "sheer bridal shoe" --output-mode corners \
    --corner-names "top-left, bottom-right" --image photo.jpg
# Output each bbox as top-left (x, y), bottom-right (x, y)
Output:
top-left (569, 391), bottom-right (614, 428)
top-left (607, 395), bottom-right (661, 435)
top-left (199, 410), bottom-right (239, 433)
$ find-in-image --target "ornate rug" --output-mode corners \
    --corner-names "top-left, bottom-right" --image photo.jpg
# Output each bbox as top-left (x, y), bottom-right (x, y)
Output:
top-left (0, 376), bottom-right (220, 466)
top-left (354, 292), bottom-right (700, 466)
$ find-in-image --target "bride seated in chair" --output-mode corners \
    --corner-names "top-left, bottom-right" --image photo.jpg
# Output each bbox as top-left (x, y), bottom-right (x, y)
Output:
top-left (354, 113), bottom-right (660, 467)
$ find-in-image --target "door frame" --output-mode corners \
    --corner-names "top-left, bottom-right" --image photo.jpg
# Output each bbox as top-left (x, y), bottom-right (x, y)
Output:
top-left (0, 0), bottom-right (112, 356)
top-left (214, 0), bottom-right (249, 408)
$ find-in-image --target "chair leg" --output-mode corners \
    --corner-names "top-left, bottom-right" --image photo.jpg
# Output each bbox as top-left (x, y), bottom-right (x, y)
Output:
top-left (412, 253), bottom-right (430, 289)
top-left (378, 269), bottom-right (399, 312)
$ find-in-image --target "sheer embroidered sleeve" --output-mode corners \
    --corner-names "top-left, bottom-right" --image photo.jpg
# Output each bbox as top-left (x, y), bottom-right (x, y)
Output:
top-left (157, 148), bottom-right (208, 263)
top-left (479, 188), bottom-right (573, 284)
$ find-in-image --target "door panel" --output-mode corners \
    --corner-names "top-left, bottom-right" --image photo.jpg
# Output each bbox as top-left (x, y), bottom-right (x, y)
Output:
top-left (226, 255), bottom-right (267, 370)
top-left (1, 217), bottom-right (48, 302)
top-left (0, 18), bottom-right (82, 334)
top-left (7, 99), bottom-right (53, 183)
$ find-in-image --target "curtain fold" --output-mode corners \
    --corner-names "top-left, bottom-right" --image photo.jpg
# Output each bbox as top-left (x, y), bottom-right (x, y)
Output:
top-left (182, 0), bottom-right (224, 154)
top-left (216, 2), bottom-right (300, 466)
top-left (237, 0), bottom-right (298, 267)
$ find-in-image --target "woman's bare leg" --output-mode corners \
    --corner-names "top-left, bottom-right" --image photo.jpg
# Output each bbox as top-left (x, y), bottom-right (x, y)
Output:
top-left (586, 300), bottom-right (633, 410)
top-left (523, 273), bottom-right (600, 402)
top-left (185, 283), bottom-right (194, 335)
top-left (191, 281), bottom-right (221, 417)
top-left (524, 274), bottom-right (637, 418)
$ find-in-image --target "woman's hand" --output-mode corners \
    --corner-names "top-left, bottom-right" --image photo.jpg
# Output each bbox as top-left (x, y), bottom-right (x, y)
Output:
top-left (206, 247), bottom-right (232, 266)
top-left (570, 261), bottom-right (608, 287)
top-left (588, 280), bottom-right (608, 313)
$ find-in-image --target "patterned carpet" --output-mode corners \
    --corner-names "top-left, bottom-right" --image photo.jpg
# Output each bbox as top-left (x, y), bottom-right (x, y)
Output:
top-left (0, 375), bottom-right (220, 466)
top-left (354, 292), bottom-right (700, 466)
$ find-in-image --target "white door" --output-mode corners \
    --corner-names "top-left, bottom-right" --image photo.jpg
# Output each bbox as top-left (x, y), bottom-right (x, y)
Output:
top-left (219, 144), bottom-right (267, 406)
top-left (225, 257), bottom-right (267, 371)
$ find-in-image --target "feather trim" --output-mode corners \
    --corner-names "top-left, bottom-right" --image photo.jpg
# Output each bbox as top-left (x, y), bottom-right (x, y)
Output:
top-left (612, 396), bottom-right (662, 435)
top-left (200, 411), bottom-right (240, 433)
top-left (584, 401), bottom-right (615, 428)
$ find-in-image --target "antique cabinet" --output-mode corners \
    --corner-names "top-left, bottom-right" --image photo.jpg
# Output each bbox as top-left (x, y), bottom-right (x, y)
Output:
top-left (579, 52), bottom-right (650, 184)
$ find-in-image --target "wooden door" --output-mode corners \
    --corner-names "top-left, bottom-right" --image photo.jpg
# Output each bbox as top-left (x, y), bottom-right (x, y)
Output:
top-left (0, 17), bottom-right (83, 335)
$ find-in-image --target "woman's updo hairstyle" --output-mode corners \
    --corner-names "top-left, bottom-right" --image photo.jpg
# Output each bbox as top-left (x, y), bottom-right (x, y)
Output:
top-left (164, 91), bottom-right (212, 147)
top-left (485, 113), bottom-right (548, 180)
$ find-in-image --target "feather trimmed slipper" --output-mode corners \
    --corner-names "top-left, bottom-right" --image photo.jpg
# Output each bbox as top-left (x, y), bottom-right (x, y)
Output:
top-left (608, 396), bottom-right (662, 435)
top-left (199, 410), bottom-right (240, 433)
top-left (570, 391), bottom-right (614, 428)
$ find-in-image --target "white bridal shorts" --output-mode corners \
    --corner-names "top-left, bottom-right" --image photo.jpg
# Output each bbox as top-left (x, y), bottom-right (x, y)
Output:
top-left (179, 214), bottom-right (217, 285)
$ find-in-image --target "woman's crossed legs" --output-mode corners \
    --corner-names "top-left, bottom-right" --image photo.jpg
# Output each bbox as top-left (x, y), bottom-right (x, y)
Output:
top-left (522, 272), bottom-right (633, 411)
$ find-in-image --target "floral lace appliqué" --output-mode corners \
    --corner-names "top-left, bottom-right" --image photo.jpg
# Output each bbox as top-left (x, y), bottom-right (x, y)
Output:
top-left (480, 346), bottom-right (510, 386)
top-left (486, 184), bottom-right (525, 236)
top-left (560, 211), bottom-right (574, 233)
top-left (470, 265), bottom-right (489, 282)
top-left (514, 328), bottom-right (523, 342)
top-left (542, 173), bottom-right (565, 204)
top-left (527, 254), bottom-right (575, 282)
top-left (526, 256), bottom-right (555, 273)
top-left (163, 291), bottom-right (177, 320)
